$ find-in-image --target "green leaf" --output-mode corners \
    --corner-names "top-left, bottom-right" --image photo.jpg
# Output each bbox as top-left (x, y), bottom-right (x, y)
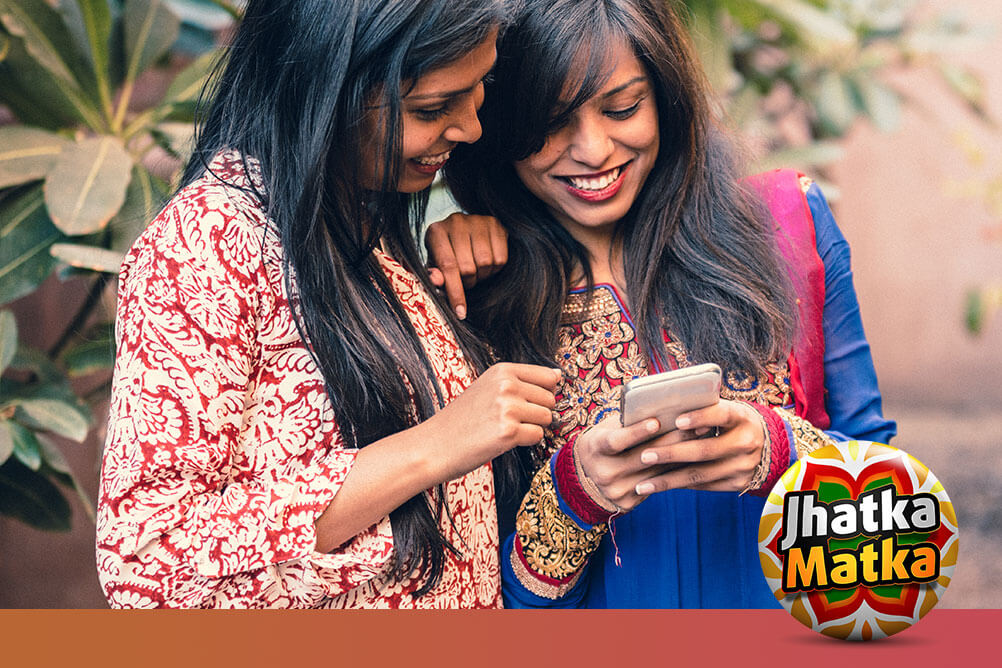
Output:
top-left (0, 126), bottom-right (69, 189)
top-left (8, 345), bottom-right (63, 383)
top-left (37, 434), bottom-right (95, 521)
top-left (59, 0), bottom-right (115, 119)
top-left (966, 285), bottom-right (1002, 335)
top-left (165, 49), bottom-right (218, 104)
top-left (7, 419), bottom-right (42, 470)
top-left (0, 420), bottom-right (13, 465)
top-left (0, 0), bottom-right (104, 129)
top-left (43, 135), bottom-right (134, 235)
top-left (124, 0), bottom-right (181, 84)
top-left (61, 321), bottom-right (115, 378)
top-left (0, 185), bottom-right (64, 305)
top-left (0, 457), bottom-right (72, 531)
top-left (0, 309), bottom-right (15, 373)
top-left (50, 242), bottom-right (124, 274)
top-left (938, 63), bottom-right (987, 118)
top-left (966, 288), bottom-right (984, 334)
top-left (0, 37), bottom-right (88, 129)
top-left (11, 379), bottom-right (91, 416)
top-left (108, 167), bottom-right (167, 252)
top-left (814, 70), bottom-right (858, 137)
top-left (204, 0), bottom-right (243, 21)
top-left (687, 2), bottom-right (736, 95)
top-left (752, 0), bottom-right (855, 52)
top-left (0, 0), bottom-right (82, 85)
top-left (14, 398), bottom-right (91, 443)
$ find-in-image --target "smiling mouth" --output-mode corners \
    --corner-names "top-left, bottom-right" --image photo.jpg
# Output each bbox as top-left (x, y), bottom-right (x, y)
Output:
top-left (409, 150), bottom-right (452, 176)
top-left (557, 162), bottom-right (632, 201)
top-left (414, 150), bottom-right (452, 166)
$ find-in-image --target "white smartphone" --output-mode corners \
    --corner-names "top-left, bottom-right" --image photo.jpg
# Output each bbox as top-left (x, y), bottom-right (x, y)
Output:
top-left (620, 363), bottom-right (722, 436)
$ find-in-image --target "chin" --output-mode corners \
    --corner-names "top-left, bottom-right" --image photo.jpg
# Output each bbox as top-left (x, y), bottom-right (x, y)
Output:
top-left (398, 177), bottom-right (436, 193)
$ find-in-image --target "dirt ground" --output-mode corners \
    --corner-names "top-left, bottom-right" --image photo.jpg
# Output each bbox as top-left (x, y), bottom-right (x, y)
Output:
top-left (881, 401), bottom-right (1002, 608)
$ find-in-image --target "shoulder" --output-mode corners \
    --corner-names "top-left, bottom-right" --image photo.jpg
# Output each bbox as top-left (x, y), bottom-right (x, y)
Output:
top-left (122, 151), bottom-right (278, 290)
top-left (743, 169), bottom-right (843, 240)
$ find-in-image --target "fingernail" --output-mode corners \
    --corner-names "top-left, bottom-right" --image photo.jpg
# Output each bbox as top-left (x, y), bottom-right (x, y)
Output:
top-left (640, 451), bottom-right (657, 464)
top-left (636, 482), bottom-right (654, 495)
top-left (456, 305), bottom-right (466, 320)
top-left (675, 416), bottom-right (690, 429)
top-left (647, 419), bottom-right (659, 433)
top-left (553, 368), bottom-right (563, 380)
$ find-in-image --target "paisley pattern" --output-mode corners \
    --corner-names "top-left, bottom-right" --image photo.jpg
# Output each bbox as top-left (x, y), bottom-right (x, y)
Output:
top-left (97, 151), bottom-right (501, 609)
top-left (513, 462), bottom-right (607, 591)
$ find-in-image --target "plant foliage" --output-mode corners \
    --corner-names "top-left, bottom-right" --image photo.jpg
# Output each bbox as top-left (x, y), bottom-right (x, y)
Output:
top-left (0, 0), bottom-right (228, 530)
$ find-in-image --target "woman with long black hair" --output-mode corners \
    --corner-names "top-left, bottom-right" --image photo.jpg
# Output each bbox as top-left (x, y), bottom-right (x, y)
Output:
top-left (436, 0), bottom-right (896, 607)
top-left (95, 0), bottom-right (561, 608)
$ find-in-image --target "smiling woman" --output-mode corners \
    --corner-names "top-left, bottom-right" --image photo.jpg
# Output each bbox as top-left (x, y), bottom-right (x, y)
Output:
top-left (512, 39), bottom-right (659, 264)
top-left (94, 0), bottom-right (562, 609)
top-left (363, 31), bottom-right (496, 193)
top-left (441, 0), bottom-right (896, 608)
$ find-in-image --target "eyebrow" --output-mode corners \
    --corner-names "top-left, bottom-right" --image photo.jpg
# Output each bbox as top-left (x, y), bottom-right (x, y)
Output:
top-left (601, 76), bottom-right (649, 98)
top-left (405, 83), bottom-right (479, 101)
top-left (405, 62), bottom-right (497, 102)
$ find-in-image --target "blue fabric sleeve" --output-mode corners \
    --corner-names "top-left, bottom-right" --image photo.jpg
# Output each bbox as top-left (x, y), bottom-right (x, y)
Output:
top-left (806, 184), bottom-right (897, 444)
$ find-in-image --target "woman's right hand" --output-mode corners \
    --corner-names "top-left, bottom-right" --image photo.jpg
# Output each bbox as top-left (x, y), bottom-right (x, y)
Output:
top-left (574, 417), bottom-right (695, 512)
top-left (422, 363), bottom-right (562, 481)
top-left (425, 212), bottom-right (508, 319)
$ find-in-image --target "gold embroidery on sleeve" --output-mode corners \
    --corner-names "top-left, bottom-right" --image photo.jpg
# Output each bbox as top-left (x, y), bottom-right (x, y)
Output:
top-left (512, 463), bottom-right (607, 598)
top-left (774, 406), bottom-right (837, 458)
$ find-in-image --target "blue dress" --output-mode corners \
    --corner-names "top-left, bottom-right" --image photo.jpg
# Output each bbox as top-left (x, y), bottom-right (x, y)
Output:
top-left (501, 184), bottom-right (897, 609)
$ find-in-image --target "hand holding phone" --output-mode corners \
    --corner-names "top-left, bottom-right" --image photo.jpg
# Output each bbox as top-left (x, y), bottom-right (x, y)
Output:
top-left (620, 363), bottom-right (722, 437)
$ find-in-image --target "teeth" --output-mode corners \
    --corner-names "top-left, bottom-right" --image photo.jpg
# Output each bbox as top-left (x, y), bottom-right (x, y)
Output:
top-left (415, 151), bottom-right (451, 166)
top-left (567, 167), bottom-right (621, 191)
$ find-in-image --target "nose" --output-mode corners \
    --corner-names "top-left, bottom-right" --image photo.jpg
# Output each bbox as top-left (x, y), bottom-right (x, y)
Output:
top-left (443, 94), bottom-right (483, 145)
top-left (567, 113), bottom-right (614, 169)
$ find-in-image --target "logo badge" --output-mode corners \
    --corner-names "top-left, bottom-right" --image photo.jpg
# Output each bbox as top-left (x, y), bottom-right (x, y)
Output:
top-left (759, 441), bottom-right (959, 640)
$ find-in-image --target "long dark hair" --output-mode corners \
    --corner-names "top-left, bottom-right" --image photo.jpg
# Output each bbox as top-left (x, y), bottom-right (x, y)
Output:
top-left (446, 0), bottom-right (796, 378)
top-left (183, 0), bottom-right (504, 595)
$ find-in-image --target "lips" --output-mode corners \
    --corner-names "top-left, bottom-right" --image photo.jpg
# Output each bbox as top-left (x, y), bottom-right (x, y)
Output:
top-left (557, 162), bottom-right (632, 202)
top-left (410, 149), bottom-right (452, 175)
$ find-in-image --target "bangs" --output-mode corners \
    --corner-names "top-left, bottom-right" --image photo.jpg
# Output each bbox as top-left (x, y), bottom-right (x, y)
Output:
top-left (545, 23), bottom-right (621, 134)
top-left (490, 1), bottom-right (626, 161)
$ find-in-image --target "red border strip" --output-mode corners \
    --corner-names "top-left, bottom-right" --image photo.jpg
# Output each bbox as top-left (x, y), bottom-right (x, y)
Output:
top-left (0, 609), bottom-right (995, 666)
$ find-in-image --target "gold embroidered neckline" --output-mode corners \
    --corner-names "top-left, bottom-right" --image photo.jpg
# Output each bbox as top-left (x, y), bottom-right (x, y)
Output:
top-left (561, 286), bottom-right (624, 326)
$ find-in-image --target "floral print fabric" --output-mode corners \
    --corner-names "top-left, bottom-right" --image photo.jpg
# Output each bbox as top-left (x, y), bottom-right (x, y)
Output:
top-left (96, 151), bottom-right (501, 608)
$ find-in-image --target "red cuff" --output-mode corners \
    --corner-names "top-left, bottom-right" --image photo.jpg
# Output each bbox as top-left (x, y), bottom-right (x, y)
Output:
top-left (746, 403), bottom-right (791, 497)
top-left (553, 433), bottom-right (616, 526)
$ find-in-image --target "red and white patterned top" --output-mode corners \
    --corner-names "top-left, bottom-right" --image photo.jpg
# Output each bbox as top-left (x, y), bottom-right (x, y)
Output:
top-left (96, 151), bottom-right (502, 608)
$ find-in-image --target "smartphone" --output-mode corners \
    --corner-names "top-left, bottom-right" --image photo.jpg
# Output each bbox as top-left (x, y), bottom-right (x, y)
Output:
top-left (620, 363), bottom-right (722, 436)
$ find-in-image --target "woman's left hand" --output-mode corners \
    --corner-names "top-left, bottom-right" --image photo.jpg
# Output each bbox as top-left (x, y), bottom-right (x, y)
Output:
top-left (632, 399), bottom-right (766, 495)
top-left (424, 212), bottom-right (508, 319)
